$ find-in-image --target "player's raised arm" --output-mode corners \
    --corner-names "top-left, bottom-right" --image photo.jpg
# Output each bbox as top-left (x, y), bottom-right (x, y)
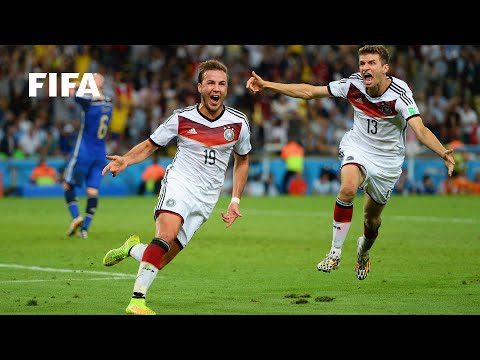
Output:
top-left (102, 139), bottom-right (158, 177)
top-left (408, 116), bottom-right (456, 176)
top-left (246, 70), bottom-right (330, 100)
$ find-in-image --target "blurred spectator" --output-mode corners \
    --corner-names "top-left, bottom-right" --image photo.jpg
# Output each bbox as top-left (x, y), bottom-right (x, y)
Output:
top-left (58, 123), bottom-right (77, 158)
top-left (264, 173), bottom-right (280, 197)
top-left (109, 72), bottom-right (134, 153)
top-left (470, 171), bottom-right (480, 194)
top-left (427, 86), bottom-right (448, 127)
top-left (287, 173), bottom-right (308, 196)
top-left (137, 154), bottom-right (166, 196)
top-left (271, 93), bottom-right (298, 119)
top-left (280, 135), bottom-right (305, 194)
top-left (393, 168), bottom-right (417, 195)
top-left (245, 173), bottom-right (266, 196)
top-left (74, 45), bottom-right (92, 76)
top-left (416, 174), bottom-right (437, 194)
top-left (30, 156), bottom-right (58, 186)
top-left (18, 125), bottom-right (44, 157)
top-left (312, 168), bottom-right (340, 195)
top-left (458, 100), bottom-right (478, 143)
top-left (470, 118), bottom-right (479, 145)
top-left (440, 169), bottom-right (471, 194)
top-left (0, 122), bottom-right (18, 158)
top-left (264, 115), bottom-right (288, 145)
top-left (43, 131), bottom-right (59, 157)
top-left (442, 96), bottom-right (462, 143)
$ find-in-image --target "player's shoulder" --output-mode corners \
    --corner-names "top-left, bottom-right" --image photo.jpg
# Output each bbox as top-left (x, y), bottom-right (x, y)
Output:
top-left (389, 76), bottom-right (412, 93)
top-left (224, 105), bottom-right (249, 122)
top-left (103, 95), bottom-right (113, 104)
top-left (341, 72), bottom-right (363, 84)
top-left (83, 94), bottom-right (113, 106)
top-left (332, 72), bottom-right (362, 87)
top-left (172, 104), bottom-right (197, 115)
top-left (388, 76), bottom-right (416, 105)
top-left (348, 72), bottom-right (363, 82)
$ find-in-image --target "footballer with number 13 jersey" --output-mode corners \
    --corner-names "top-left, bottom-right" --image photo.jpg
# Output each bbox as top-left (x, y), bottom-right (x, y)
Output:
top-left (328, 72), bottom-right (418, 204)
top-left (246, 45), bottom-right (455, 282)
top-left (329, 72), bottom-right (417, 169)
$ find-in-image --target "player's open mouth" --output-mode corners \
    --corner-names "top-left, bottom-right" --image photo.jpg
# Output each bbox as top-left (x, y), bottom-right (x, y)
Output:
top-left (211, 95), bottom-right (220, 103)
top-left (363, 73), bottom-right (373, 84)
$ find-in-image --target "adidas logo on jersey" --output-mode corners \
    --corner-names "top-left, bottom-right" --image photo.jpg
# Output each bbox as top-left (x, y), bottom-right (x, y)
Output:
top-left (188, 128), bottom-right (197, 134)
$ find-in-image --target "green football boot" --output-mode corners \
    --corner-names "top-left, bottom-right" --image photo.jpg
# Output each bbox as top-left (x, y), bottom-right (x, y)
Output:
top-left (102, 234), bottom-right (140, 267)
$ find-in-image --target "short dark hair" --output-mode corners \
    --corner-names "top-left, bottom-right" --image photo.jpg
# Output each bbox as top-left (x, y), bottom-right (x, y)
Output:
top-left (197, 59), bottom-right (228, 84)
top-left (358, 45), bottom-right (390, 65)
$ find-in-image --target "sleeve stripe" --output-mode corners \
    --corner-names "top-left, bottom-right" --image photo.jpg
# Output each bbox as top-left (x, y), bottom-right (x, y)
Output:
top-left (390, 82), bottom-right (414, 106)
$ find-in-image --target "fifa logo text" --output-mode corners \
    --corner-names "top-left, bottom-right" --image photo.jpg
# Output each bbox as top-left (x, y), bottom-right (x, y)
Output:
top-left (29, 73), bottom-right (100, 97)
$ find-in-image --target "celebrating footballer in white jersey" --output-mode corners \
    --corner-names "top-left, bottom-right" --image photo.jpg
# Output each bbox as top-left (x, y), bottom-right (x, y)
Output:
top-left (329, 73), bottom-right (418, 166)
top-left (151, 103), bottom-right (251, 202)
top-left (246, 45), bottom-right (455, 281)
top-left (150, 104), bottom-right (251, 247)
top-left (102, 59), bottom-right (252, 315)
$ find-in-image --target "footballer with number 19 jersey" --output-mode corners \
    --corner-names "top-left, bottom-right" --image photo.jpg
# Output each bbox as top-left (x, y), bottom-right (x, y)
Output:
top-left (101, 60), bottom-right (252, 315)
top-left (150, 103), bottom-right (251, 247)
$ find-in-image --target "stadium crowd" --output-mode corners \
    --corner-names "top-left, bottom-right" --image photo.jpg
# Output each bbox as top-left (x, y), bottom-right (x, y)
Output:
top-left (1, 45), bottom-right (480, 190)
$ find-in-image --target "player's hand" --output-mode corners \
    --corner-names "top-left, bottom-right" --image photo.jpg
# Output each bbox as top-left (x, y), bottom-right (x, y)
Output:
top-left (246, 71), bottom-right (265, 94)
top-left (221, 202), bottom-right (242, 228)
top-left (442, 149), bottom-right (456, 176)
top-left (102, 155), bottom-right (127, 177)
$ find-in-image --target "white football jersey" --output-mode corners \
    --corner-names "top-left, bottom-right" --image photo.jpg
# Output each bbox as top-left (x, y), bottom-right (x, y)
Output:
top-left (328, 73), bottom-right (420, 166)
top-left (150, 104), bottom-right (252, 198)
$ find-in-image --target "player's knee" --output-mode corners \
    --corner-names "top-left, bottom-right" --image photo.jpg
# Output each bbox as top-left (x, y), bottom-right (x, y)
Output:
top-left (364, 217), bottom-right (381, 231)
top-left (86, 187), bottom-right (99, 197)
top-left (338, 185), bottom-right (357, 200)
top-left (62, 182), bottom-right (72, 191)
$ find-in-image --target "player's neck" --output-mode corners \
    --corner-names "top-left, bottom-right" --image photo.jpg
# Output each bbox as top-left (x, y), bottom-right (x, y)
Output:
top-left (93, 92), bottom-right (105, 100)
top-left (198, 103), bottom-right (223, 120)
top-left (367, 77), bottom-right (391, 97)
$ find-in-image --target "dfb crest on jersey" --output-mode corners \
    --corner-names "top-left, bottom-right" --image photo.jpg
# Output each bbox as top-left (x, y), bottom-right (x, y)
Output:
top-left (224, 126), bottom-right (235, 142)
top-left (381, 104), bottom-right (392, 115)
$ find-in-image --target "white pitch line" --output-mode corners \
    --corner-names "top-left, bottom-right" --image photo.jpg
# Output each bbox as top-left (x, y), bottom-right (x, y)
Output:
top-left (388, 215), bottom-right (478, 224)
top-left (0, 263), bottom-right (135, 278)
top-left (228, 209), bottom-right (478, 224)
top-left (0, 277), bottom-right (133, 284)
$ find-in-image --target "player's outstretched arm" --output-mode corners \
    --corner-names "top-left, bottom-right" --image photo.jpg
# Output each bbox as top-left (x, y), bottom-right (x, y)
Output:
top-left (102, 139), bottom-right (158, 177)
top-left (246, 70), bottom-right (329, 100)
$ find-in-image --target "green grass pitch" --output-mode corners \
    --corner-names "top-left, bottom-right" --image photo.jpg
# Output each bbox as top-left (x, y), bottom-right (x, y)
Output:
top-left (0, 194), bottom-right (479, 315)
